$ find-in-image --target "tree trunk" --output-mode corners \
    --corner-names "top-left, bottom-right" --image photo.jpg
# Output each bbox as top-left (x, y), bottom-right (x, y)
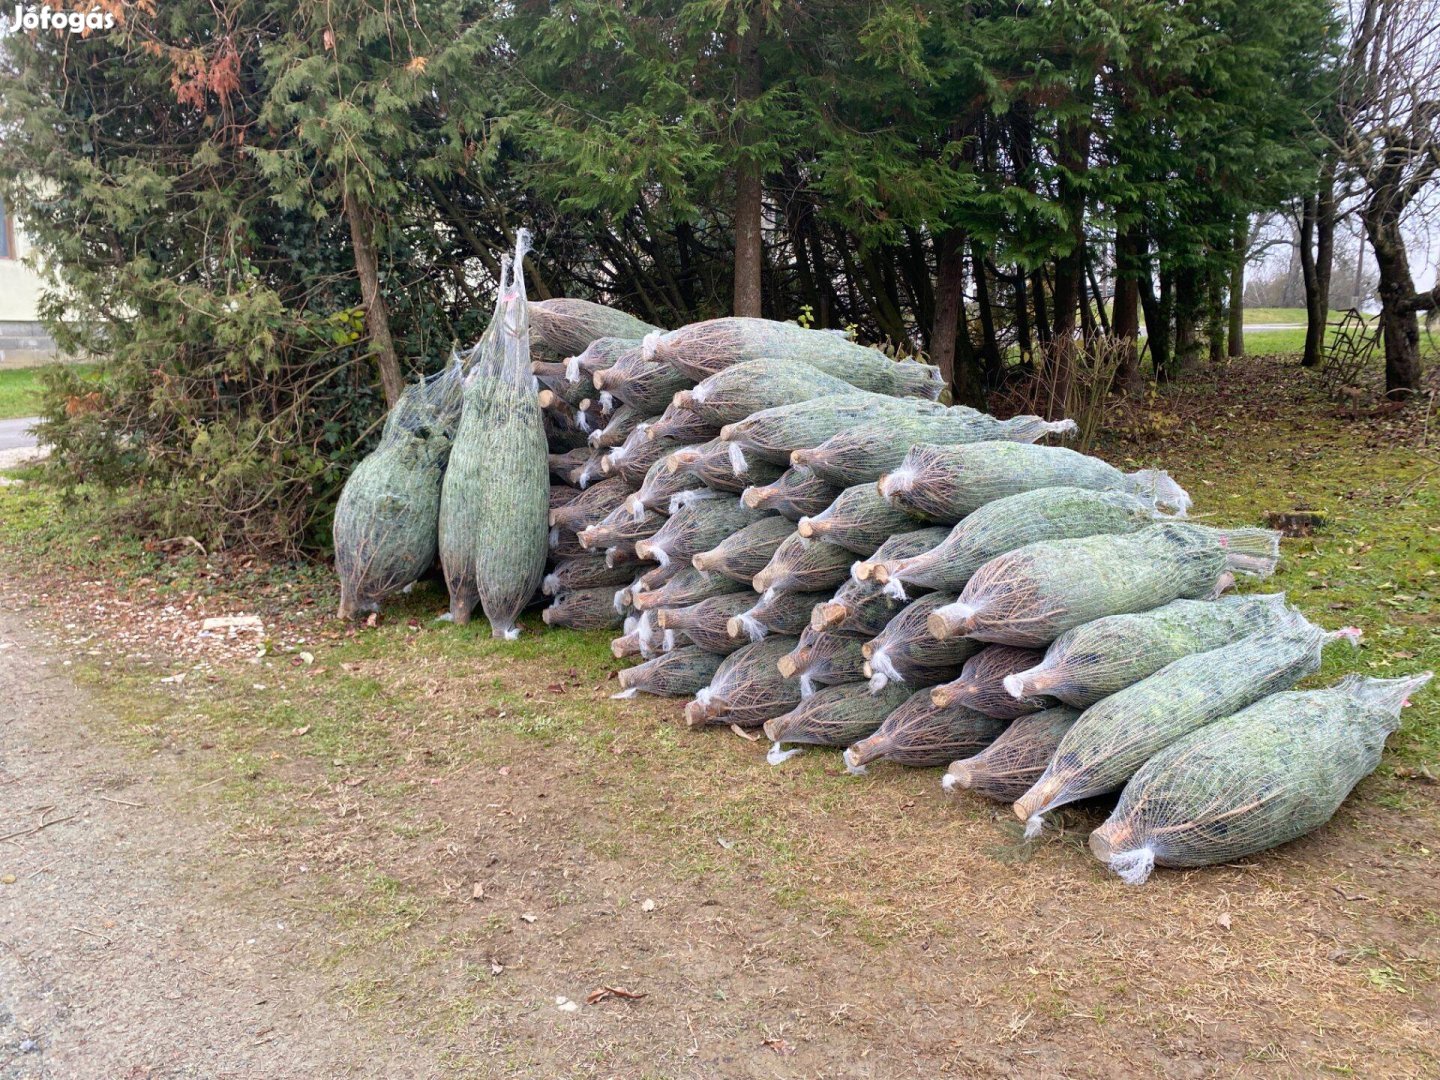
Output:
top-left (344, 187), bottom-right (404, 408)
top-left (859, 247), bottom-right (907, 344)
top-left (1078, 266), bottom-right (1096, 340)
top-left (1316, 153), bottom-right (1337, 342)
top-left (1086, 254), bottom-right (1110, 335)
top-left (970, 242), bottom-right (1002, 383)
top-left (1112, 228), bottom-right (1142, 395)
top-left (1014, 269), bottom-right (1033, 360)
top-left (932, 231), bottom-right (984, 408)
top-left (1227, 218), bottom-right (1245, 358)
top-left (731, 21), bottom-right (763, 318)
top-left (1173, 264), bottom-right (1203, 372)
top-left (1046, 116), bottom-right (1091, 416)
top-left (675, 219), bottom-right (699, 315)
top-left (1299, 194), bottom-right (1323, 367)
top-left (732, 159), bottom-right (763, 318)
top-left (931, 232), bottom-right (964, 390)
top-left (1365, 206), bottom-right (1423, 397)
top-left (1031, 270), bottom-right (1051, 348)
top-left (1140, 256), bottom-right (1173, 380)
top-left (902, 227), bottom-right (936, 340)
top-left (1206, 263), bottom-right (1225, 364)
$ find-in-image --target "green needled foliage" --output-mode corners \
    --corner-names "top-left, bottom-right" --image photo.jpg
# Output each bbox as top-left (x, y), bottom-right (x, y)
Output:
top-left (1007, 594), bottom-right (1299, 708)
top-left (792, 415), bottom-right (1076, 488)
top-left (797, 483), bottom-right (928, 557)
top-left (592, 352), bottom-right (695, 415)
top-left (764, 681), bottom-right (913, 749)
top-left (635, 495), bottom-right (770, 570)
top-left (578, 503), bottom-right (666, 554)
top-left (629, 458), bottom-right (708, 518)
top-left (587, 403), bottom-right (647, 451)
top-left (644, 403), bottom-right (724, 445)
top-left (333, 430), bottom-right (450, 619)
top-left (943, 707), bottom-right (1083, 803)
top-left (656, 593), bottom-right (759, 656)
top-left (811, 527), bottom-right (950, 637)
top-left (602, 427), bottom-right (682, 487)
top-left (686, 636), bottom-right (802, 730)
top-left (529, 300), bottom-right (659, 357)
top-left (866, 487), bottom-right (1167, 600)
top-left (1092, 674), bottom-right (1432, 884)
top-left (779, 627), bottom-right (868, 696)
top-left (630, 567), bottom-right (739, 612)
top-left (691, 516), bottom-right (798, 584)
top-left (728, 589), bottom-right (830, 644)
top-left (741, 467), bottom-right (843, 522)
top-left (721, 393), bottom-right (953, 466)
top-left (3, 0), bottom-right (1345, 555)
top-left (861, 594), bottom-right (982, 693)
top-left (534, 360), bottom-right (596, 409)
top-left (846, 691), bottom-right (1009, 770)
top-left (928, 523), bottom-right (1281, 647)
top-left (542, 587), bottom-right (627, 630)
top-left (878, 443), bottom-right (1190, 524)
top-left (1012, 611), bottom-right (1357, 834)
top-left (931, 645), bottom-right (1055, 720)
top-left (614, 647), bottom-right (727, 700)
top-left (334, 364), bottom-right (465, 618)
top-left (643, 319), bottom-right (944, 398)
top-left (752, 531), bottom-right (857, 595)
top-left (676, 358), bottom-right (883, 428)
top-left (542, 553), bottom-right (634, 596)
top-left (548, 476), bottom-right (635, 534)
top-left (566, 338), bottom-right (644, 381)
top-left (666, 438), bottom-right (784, 494)
top-left (438, 237), bottom-right (550, 637)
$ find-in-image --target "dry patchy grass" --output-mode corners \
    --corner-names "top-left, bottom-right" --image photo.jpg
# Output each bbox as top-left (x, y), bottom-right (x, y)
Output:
top-left (1, 353), bottom-right (1438, 1076)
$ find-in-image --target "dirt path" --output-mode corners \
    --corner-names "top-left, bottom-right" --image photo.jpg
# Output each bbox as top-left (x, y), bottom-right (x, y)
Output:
top-left (0, 588), bottom-right (1436, 1078)
top-left (0, 611), bottom-right (410, 1079)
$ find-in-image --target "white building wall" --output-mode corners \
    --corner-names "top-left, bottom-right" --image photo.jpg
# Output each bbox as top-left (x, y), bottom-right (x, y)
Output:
top-left (0, 211), bottom-right (61, 366)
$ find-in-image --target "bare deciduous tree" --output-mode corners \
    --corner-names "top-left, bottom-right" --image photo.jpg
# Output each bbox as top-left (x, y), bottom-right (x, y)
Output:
top-left (1335, 0), bottom-right (1440, 395)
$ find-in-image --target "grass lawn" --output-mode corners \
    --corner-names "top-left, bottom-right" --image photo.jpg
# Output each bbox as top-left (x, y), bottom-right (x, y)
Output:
top-left (1239, 306), bottom-right (1359, 326)
top-left (1242, 326), bottom-right (1310, 353)
top-left (0, 352), bottom-right (1437, 1075)
top-left (0, 367), bottom-right (44, 419)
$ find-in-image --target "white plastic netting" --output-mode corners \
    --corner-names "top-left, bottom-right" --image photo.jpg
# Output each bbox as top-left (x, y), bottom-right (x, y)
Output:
top-left (1090, 673), bottom-right (1432, 883)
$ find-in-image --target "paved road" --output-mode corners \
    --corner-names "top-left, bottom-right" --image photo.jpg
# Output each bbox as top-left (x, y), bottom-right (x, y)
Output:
top-left (0, 418), bottom-right (39, 453)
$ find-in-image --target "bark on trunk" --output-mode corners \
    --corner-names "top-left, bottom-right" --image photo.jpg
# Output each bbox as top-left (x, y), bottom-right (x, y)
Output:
top-left (1045, 117), bottom-right (1091, 417)
top-left (1227, 219), bottom-right (1245, 358)
top-left (1014, 269), bottom-right (1033, 360)
top-left (1173, 264), bottom-right (1203, 373)
top-left (1300, 194), bottom-right (1324, 367)
top-left (1206, 264), bottom-right (1225, 364)
top-left (1031, 270), bottom-right (1051, 348)
top-left (1139, 257), bottom-right (1173, 380)
top-left (932, 232), bottom-right (985, 408)
top-left (1314, 155), bottom-right (1337, 356)
top-left (731, 22), bottom-right (763, 318)
top-left (971, 242), bottom-right (1003, 383)
top-left (1366, 207), bottom-right (1424, 396)
top-left (931, 231), bottom-right (964, 391)
top-left (1112, 228), bottom-right (1142, 395)
top-left (859, 247), bottom-right (907, 344)
top-left (1085, 255), bottom-right (1111, 335)
top-left (732, 159), bottom-right (763, 318)
top-left (344, 187), bottom-right (404, 408)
